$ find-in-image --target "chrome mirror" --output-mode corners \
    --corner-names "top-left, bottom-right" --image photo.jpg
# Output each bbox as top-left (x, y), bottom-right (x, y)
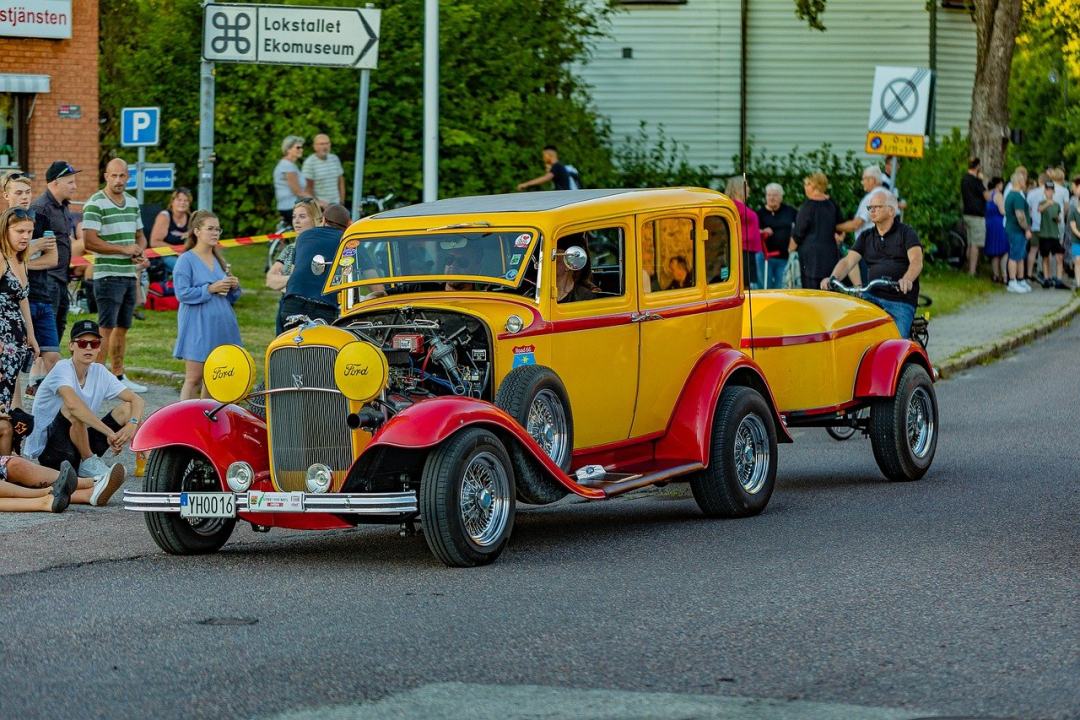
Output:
top-left (311, 254), bottom-right (330, 276)
top-left (563, 245), bottom-right (587, 272)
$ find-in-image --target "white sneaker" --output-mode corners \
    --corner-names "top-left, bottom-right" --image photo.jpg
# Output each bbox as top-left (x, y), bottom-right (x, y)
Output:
top-left (90, 463), bottom-right (126, 507)
top-left (1007, 280), bottom-right (1024, 293)
top-left (117, 374), bottom-right (148, 393)
top-left (78, 454), bottom-right (111, 479)
top-left (1019, 279), bottom-right (1033, 291)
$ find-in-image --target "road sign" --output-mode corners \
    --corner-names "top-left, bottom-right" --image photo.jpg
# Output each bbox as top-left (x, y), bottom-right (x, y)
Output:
top-left (202, 3), bottom-right (380, 69)
top-left (125, 163), bottom-right (175, 192)
top-left (865, 132), bottom-right (925, 159)
top-left (121, 107), bottom-right (160, 147)
top-left (867, 66), bottom-right (933, 137)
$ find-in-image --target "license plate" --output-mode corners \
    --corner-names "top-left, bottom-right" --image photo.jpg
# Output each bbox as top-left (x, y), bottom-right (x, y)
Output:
top-left (179, 492), bottom-right (236, 518)
top-left (247, 490), bottom-right (304, 513)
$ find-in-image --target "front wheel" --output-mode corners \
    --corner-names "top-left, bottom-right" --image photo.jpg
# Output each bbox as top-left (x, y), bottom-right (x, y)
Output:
top-left (420, 428), bottom-right (516, 567)
top-left (688, 386), bottom-right (778, 518)
top-left (868, 363), bottom-right (938, 481)
top-left (144, 447), bottom-right (235, 555)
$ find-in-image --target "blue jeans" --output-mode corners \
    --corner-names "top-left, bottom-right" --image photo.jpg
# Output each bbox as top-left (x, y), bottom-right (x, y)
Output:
top-left (29, 300), bottom-right (60, 352)
top-left (865, 294), bottom-right (916, 339)
top-left (764, 258), bottom-right (788, 289)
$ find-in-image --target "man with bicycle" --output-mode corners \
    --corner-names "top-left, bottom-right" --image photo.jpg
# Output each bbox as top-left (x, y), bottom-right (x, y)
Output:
top-left (821, 188), bottom-right (923, 339)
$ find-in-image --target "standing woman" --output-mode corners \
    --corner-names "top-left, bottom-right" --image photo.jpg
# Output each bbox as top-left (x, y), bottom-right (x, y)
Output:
top-left (148, 187), bottom-right (192, 273)
top-left (983, 176), bottom-right (1008, 284)
top-left (274, 135), bottom-right (306, 228)
top-left (724, 177), bottom-right (763, 289)
top-left (0, 207), bottom-right (40, 454)
top-left (172, 210), bottom-right (241, 400)
top-left (791, 172), bottom-right (847, 291)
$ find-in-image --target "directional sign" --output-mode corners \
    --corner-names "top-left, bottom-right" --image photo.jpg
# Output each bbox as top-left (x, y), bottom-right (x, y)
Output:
top-left (126, 164), bottom-right (175, 192)
top-left (867, 66), bottom-right (933, 136)
top-left (121, 107), bottom-right (160, 147)
top-left (202, 3), bottom-right (380, 69)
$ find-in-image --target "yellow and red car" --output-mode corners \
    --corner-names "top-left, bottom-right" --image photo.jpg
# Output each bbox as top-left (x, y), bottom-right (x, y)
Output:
top-left (125, 189), bottom-right (938, 567)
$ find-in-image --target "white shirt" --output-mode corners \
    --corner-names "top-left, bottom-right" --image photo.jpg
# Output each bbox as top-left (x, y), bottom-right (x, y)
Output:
top-left (24, 359), bottom-right (126, 459)
top-left (273, 159), bottom-right (306, 211)
top-left (1052, 183), bottom-right (1070, 240)
top-left (1026, 187), bottom-right (1043, 232)
top-left (301, 153), bottom-right (344, 205)
top-left (852, 189), bottom-right (875, 239)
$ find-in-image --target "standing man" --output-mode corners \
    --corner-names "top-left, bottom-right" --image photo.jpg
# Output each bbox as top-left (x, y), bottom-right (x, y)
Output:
top-left (1004, 170), bottom-right (1033, 293)
top-left (81, 159), bottom-right (148, 393)
top-left (852, 165), bottom-right (887, 239)
top-left (29, 161), bottom-right (79, 386)
top-left (961, 158), bottom-right (989, 276)
top-left (821, 189), bottom-right (923, 338)
top-left (517, 146), bottom-right (581, 191)
top-left (302, 133), bottom-right (345, 206)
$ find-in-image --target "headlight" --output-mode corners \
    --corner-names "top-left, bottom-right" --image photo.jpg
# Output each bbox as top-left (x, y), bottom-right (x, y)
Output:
top-left (225, 461), bottom-right (254, 493)
top-left (305, 463), bottom-right (333, 494)
top-left (505, 314), bottom-right (524, 334)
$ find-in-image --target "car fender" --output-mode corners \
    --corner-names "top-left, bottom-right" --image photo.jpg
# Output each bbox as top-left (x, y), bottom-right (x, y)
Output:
top-left (131, 400), bottom-right (270, 487)
top-left (854, 339), bottom-right (933, 399)
top-left (655, 345), bottom-right (792, 467)
top-left (366, 396), bottom-right (605, 499)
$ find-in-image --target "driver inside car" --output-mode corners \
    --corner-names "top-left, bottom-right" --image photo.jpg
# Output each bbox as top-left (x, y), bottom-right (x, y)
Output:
top-left (443, 244), bottom-right (478, 291)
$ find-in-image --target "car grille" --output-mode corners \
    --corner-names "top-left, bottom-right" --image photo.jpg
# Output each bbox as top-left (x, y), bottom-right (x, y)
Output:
top-left (267, 346), bottom-right (353, 491)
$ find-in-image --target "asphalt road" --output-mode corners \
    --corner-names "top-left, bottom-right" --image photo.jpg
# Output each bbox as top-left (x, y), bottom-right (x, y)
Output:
top-left (1, 322), bottom-right (1078, 720)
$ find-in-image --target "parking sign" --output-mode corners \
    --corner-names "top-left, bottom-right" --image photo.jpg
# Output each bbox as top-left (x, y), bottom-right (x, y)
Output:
top-left (121, 107), bottom-right (160, 147)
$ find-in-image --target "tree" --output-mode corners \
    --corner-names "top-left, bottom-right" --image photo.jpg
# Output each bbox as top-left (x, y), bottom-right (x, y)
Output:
top-left (793, 0), bottom-right (1024, 177)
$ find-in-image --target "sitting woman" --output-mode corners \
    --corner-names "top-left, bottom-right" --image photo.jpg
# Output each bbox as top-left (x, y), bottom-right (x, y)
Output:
top-left (556, 236), bottom-right (597, 303)
top-left (148, 187), bottom-right (192, 274)
top-left (666, 255), bottom-right (693, 289)
top-left (0, 458), bottom-right (124, 513)
top-left (266, 198), bottom-right (322, 293)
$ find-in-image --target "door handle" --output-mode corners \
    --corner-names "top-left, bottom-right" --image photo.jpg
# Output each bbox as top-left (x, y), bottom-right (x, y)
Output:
top-left (631, 311), bottom-right (663, 323)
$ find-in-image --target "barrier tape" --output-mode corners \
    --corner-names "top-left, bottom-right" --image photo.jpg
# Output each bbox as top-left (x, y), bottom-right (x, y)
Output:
top-left (68, 230), bottom-right (297, 267)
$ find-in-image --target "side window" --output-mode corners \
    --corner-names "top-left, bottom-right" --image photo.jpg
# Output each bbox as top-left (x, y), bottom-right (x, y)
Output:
top-left (641, 217), bottom-right (696, 293)
top-left (556, 227), bottom-right (625, 304)
top-left (703, 215), bottom-right (732, 285)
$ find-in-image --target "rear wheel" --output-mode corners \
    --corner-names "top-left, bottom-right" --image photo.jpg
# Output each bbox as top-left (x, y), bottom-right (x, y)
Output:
top-left (144, 447), bottom-right (235, 555)
top-left (689, 386), bottom-right (777, 518)
top-left (868, 363), bottom-right (938, 481)
top-left (420, 428), bottom-right (516, 567)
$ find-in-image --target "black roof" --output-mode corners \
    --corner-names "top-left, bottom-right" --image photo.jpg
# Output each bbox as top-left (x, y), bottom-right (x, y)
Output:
top-left (373, 189), bottom-right (636, 218)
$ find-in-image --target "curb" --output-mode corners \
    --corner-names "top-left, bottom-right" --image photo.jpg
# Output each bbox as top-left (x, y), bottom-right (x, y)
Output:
top-left (937, 296), bottom-right (1080, 379)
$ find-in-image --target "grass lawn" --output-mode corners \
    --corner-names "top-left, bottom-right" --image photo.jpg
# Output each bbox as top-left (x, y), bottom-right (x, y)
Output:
top-left (918, 264), bottom-right (998, 317)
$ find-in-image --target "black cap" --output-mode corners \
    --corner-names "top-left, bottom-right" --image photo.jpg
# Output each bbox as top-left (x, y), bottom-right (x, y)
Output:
top-left (69, 319), bottom-right (101, 340)
top-left (1044, 180), bottom-right (1055, 189)
top-left (45, 161), bottom-right (80, 183)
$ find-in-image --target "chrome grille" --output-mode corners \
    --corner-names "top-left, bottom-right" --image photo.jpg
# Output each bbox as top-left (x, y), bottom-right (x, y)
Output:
top-left (268, 346), bottom-right (352, 491)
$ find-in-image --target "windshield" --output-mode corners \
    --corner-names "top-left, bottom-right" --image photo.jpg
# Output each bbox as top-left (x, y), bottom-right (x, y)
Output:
top-left (326, 230), bottom-right (538, 291)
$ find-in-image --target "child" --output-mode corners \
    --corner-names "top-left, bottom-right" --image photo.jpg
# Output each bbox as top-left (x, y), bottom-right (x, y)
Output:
top-left (1036, 181), bottom-right (1066, 289)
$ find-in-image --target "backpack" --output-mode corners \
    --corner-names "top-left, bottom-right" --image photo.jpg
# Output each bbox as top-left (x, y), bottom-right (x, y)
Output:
top-left (564, 164), bottom-right (583, 190)
top-left (146, 280), bottom-right (179, 311)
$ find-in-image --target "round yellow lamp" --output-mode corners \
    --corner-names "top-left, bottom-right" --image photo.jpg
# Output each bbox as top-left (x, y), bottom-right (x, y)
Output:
top-left (202, 345), bottom-right (257, 404)
top-left (334, 341), bottom-right (389, 403)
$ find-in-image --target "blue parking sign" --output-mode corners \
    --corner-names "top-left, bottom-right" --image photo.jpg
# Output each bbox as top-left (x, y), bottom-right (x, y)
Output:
top-left (121, 107), bottom-right (160, 147)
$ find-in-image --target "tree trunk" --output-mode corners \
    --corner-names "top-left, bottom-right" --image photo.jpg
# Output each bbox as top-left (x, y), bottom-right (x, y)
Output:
top-left (969, 0), bottom-right (1023, 177)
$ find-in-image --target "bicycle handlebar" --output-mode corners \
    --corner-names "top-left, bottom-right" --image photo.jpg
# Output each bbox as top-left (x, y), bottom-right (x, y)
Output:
top-left (828, 277), bottom-right (900, 295)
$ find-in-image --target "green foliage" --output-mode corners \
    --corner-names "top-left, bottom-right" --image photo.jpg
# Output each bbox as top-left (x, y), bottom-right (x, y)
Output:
top-left (739, 142), bottom-right (863, 214)
top-left (100, 0), bottom-right (616, 235)
top-left (793, 0), bottom-right (827, 31)
top-left (609, 123), bottom-right (714, 189)
top-left (895, 129), bottom-right (970, 256)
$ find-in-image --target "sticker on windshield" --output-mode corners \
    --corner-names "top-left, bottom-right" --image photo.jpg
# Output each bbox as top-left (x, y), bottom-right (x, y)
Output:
top-left (338, 256), bottom-right (355, 267)
top-left (505, 269), bottom-right (517, 280)
top-left (509, 253), bottom-right (522, 265)
top-left (341, 248), bottom-right (356, 258)
top-left (344, 240), bottom-right (359, 249)
top-left (514, 233), bottom-right (531, 249)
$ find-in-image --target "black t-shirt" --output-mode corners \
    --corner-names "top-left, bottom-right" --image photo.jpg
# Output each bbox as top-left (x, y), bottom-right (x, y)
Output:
top-left (28, 190), bottom-right (74, 302)
top-left (961, 173), bottom-right (986, 216)
top-left (793, 198), bottom-right (845, 280)
top-left (757, 203), bottom-right (797, 259)
top-left (853, 220), bottom-right (921, 306)
top-left (550, 162), bottom-right (572, 191)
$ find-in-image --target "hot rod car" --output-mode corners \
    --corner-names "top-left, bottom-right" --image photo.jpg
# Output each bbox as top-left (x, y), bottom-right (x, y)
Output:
top-left (124, 189), bottom-right (938, 567)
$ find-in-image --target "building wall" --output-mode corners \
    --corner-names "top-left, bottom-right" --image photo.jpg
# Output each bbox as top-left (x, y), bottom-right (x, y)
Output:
top-left (933, 6), bottom-right (978, 137)
top-left (0, 0), bottom-right (99, 204)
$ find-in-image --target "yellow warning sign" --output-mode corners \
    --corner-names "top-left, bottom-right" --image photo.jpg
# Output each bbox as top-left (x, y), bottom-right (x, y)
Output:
top-left (866, 132), bottom-right (924, 159)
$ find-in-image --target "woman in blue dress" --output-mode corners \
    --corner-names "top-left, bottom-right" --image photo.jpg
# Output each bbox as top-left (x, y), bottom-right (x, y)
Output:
top-left (984, 176), bottom-right (1009, 284)
top-left (173, 210), bottom-right (241, 400)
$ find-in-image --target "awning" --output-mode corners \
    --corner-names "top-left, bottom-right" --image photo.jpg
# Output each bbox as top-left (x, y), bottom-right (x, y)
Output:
top-left (0, 74), bottom-right (50, 93)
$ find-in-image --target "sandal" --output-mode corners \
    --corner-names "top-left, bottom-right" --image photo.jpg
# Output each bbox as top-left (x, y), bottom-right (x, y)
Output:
top-left (51, 461), bottom-right (76, 513)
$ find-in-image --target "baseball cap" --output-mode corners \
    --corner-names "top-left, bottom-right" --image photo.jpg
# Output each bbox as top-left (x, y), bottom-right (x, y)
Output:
top-left (1044, 180), bottom-right (1054, 189)
top-left (70, 319), bottom-right (102, 340)
top-left (45, 161), bottom-right (81, 183)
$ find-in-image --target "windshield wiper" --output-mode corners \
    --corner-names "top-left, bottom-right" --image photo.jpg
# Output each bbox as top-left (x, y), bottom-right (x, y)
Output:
top-left (425, 221), bottom-right (492, 231)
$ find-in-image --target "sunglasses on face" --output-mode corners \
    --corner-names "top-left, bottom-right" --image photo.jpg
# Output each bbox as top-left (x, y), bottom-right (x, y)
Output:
top-left (54, 165), bottom-right (76, 180)
top-left (74, 338), bottom-right (102, 350)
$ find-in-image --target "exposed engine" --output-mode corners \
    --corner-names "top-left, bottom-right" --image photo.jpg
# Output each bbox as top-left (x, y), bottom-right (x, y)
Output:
top-left (336, 306), bottom-right (492, 413)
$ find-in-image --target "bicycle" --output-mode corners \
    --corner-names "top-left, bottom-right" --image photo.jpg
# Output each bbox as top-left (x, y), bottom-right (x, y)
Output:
top-left (359, 192), bottom-right (398, 217)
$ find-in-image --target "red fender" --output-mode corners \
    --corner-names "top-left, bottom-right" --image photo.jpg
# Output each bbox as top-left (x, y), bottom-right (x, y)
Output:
top-left (366, 396), bottom-right (604, 499)
top-left (655, 346), bottom-right (792, 467)
top-left (854, 339), bottom-right (933, 398)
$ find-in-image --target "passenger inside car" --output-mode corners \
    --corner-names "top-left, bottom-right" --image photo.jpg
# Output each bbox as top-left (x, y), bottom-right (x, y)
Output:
top-left (666, 255), bottom-right (693, 289)
top-left (556, 234), bottom-right (598, 303)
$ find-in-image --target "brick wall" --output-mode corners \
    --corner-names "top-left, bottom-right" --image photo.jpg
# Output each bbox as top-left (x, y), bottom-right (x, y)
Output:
top-left (0, 0), bottom-right (99, 206)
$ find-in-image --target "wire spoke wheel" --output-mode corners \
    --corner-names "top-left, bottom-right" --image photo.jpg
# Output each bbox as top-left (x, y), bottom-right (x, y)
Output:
top-left (525, 389), bottom-right (568, 467)
top-left (733, 413), bottom-right (770, 495)
top-left (180, 457), bottom-right (229, 536)
top-left (458, 451), bottom-right (512, 547)
top-left (906, 387), bottom-right (934, 459)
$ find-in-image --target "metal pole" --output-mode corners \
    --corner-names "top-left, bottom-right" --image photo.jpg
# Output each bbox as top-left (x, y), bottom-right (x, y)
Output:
top-left (422, 0), bottom-right (438, 202)
top-left (197, 59), bottom-right (216, 211)
top-left (136, 146), bottom-right (145, 205)
top-left (351, 69), bottom-right (371, 219)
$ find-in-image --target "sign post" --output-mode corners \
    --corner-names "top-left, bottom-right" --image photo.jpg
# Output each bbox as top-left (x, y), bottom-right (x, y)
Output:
top-left (202, 3), bottom-right (381, 215)
top-left (865, 66), bottom-right (934, 160)
top-left (120, 107), bottom-right (161, 205)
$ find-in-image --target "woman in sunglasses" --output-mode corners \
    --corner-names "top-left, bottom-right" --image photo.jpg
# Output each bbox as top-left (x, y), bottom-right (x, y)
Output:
top-left (0, 207), bottom-right (40, 454)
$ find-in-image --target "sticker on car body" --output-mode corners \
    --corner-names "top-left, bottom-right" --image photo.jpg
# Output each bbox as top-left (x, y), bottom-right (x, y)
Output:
top-left (512, 344), bottom-right (536, 368)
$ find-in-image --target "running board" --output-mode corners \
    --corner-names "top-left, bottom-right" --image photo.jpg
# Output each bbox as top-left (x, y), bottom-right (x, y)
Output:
top-left (577, 463), bottom-right (704, 498)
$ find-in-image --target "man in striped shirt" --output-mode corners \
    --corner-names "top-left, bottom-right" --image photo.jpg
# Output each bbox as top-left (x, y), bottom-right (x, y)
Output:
top-left (81, 158), bottom-right (148, 393)
top-left (302, 133), bottom-right (345, 205)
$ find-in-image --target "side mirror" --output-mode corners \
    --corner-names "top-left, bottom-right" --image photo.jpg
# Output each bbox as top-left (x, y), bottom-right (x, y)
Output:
top-left (311, 254), bottom-right (329, 276)
top-left (563, 245), bottom-right (587, 272)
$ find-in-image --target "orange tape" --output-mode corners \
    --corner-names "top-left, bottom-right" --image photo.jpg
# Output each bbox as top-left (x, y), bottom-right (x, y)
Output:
top-left (68, 230), bottom-right (297, 267)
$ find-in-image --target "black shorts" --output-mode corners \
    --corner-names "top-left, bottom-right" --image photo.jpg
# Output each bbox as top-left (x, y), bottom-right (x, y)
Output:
top-left (94, 276), bottom-right (138, 329)
top-left (1038, 236), bottom-right (1064, 256)
top-left (37, 410), bottom-right (122, 471)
